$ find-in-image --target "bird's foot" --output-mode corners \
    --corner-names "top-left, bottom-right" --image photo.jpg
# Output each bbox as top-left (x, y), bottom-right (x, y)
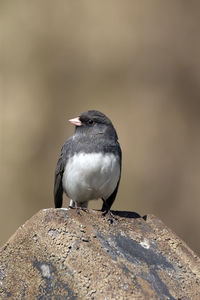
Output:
top-left (102, 210), bottom-right (118, 223)
top-left (80, 207), bottom-right (89, 212)
top-left (69, 205), bottom-right (82, 215)
top-left (69, 204), bottom-right (88, 215)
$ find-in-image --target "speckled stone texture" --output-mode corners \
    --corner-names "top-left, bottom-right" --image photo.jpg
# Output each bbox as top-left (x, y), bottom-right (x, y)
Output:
top-left (0, 209), bottom-right (200, 299)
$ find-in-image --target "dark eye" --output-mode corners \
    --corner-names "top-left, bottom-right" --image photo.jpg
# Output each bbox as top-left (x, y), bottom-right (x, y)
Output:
top-left (88, 119), bottom-right (94, 125)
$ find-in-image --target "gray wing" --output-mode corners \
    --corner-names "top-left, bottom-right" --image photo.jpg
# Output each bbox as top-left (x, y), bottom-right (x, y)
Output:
top-left (54, 138), bottom-right (72, 208)
top-left (101, 141), bottom-right (122, 212)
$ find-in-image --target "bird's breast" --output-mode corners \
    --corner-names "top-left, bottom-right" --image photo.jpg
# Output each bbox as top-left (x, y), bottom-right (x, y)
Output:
top-left (62, 152), bottom-right (120, 203)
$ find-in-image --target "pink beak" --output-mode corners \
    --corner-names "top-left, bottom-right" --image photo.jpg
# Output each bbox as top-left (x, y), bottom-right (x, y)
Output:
top-left (69, 117), bottom-right (82, 126)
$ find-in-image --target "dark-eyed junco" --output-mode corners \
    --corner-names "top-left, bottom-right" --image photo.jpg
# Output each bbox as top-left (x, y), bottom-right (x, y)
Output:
top-left (54, 110), bottom-right (122, 213)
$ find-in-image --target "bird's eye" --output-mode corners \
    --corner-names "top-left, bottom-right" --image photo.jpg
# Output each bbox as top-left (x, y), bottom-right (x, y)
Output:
top-left (88, 119), bottom-right (94, 125)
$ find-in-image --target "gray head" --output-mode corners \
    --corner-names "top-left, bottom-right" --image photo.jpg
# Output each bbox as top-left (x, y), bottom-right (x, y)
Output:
top-left (69, 110), bottom-right (118, 140)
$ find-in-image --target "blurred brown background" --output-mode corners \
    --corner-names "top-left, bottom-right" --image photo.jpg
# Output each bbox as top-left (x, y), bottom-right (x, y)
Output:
top-left (1, 1), bottom-right (200, 254)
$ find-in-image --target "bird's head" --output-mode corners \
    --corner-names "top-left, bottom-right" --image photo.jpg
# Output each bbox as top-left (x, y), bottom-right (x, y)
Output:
top-left (69, 110), bottom-right (118, 140)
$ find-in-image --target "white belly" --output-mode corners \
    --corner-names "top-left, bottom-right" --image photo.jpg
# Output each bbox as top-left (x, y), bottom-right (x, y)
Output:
top-left (62, 152), bottom-right (120, 203)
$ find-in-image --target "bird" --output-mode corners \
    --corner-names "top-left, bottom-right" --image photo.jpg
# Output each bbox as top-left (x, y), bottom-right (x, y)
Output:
top-left (54, 110), bottom-right (122, 213)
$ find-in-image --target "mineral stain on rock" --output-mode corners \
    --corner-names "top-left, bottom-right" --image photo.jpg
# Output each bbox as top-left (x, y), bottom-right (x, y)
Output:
top-left (33, 259), bottom-right (76, 299)
top-left (97, 233), bottom-right (177, 299)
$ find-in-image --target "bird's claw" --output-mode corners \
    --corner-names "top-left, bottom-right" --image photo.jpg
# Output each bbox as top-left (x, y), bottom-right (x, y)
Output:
top-left (102, 210), bottom-right (118, 222)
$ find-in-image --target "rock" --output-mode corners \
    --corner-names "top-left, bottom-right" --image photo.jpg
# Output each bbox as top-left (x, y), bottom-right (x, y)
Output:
top-left (0, 209), bottom-right (200, 299)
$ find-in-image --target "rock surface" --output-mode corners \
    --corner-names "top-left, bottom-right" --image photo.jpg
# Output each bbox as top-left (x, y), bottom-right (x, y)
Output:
top-left (0, 209), bottom-right (200, 299)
